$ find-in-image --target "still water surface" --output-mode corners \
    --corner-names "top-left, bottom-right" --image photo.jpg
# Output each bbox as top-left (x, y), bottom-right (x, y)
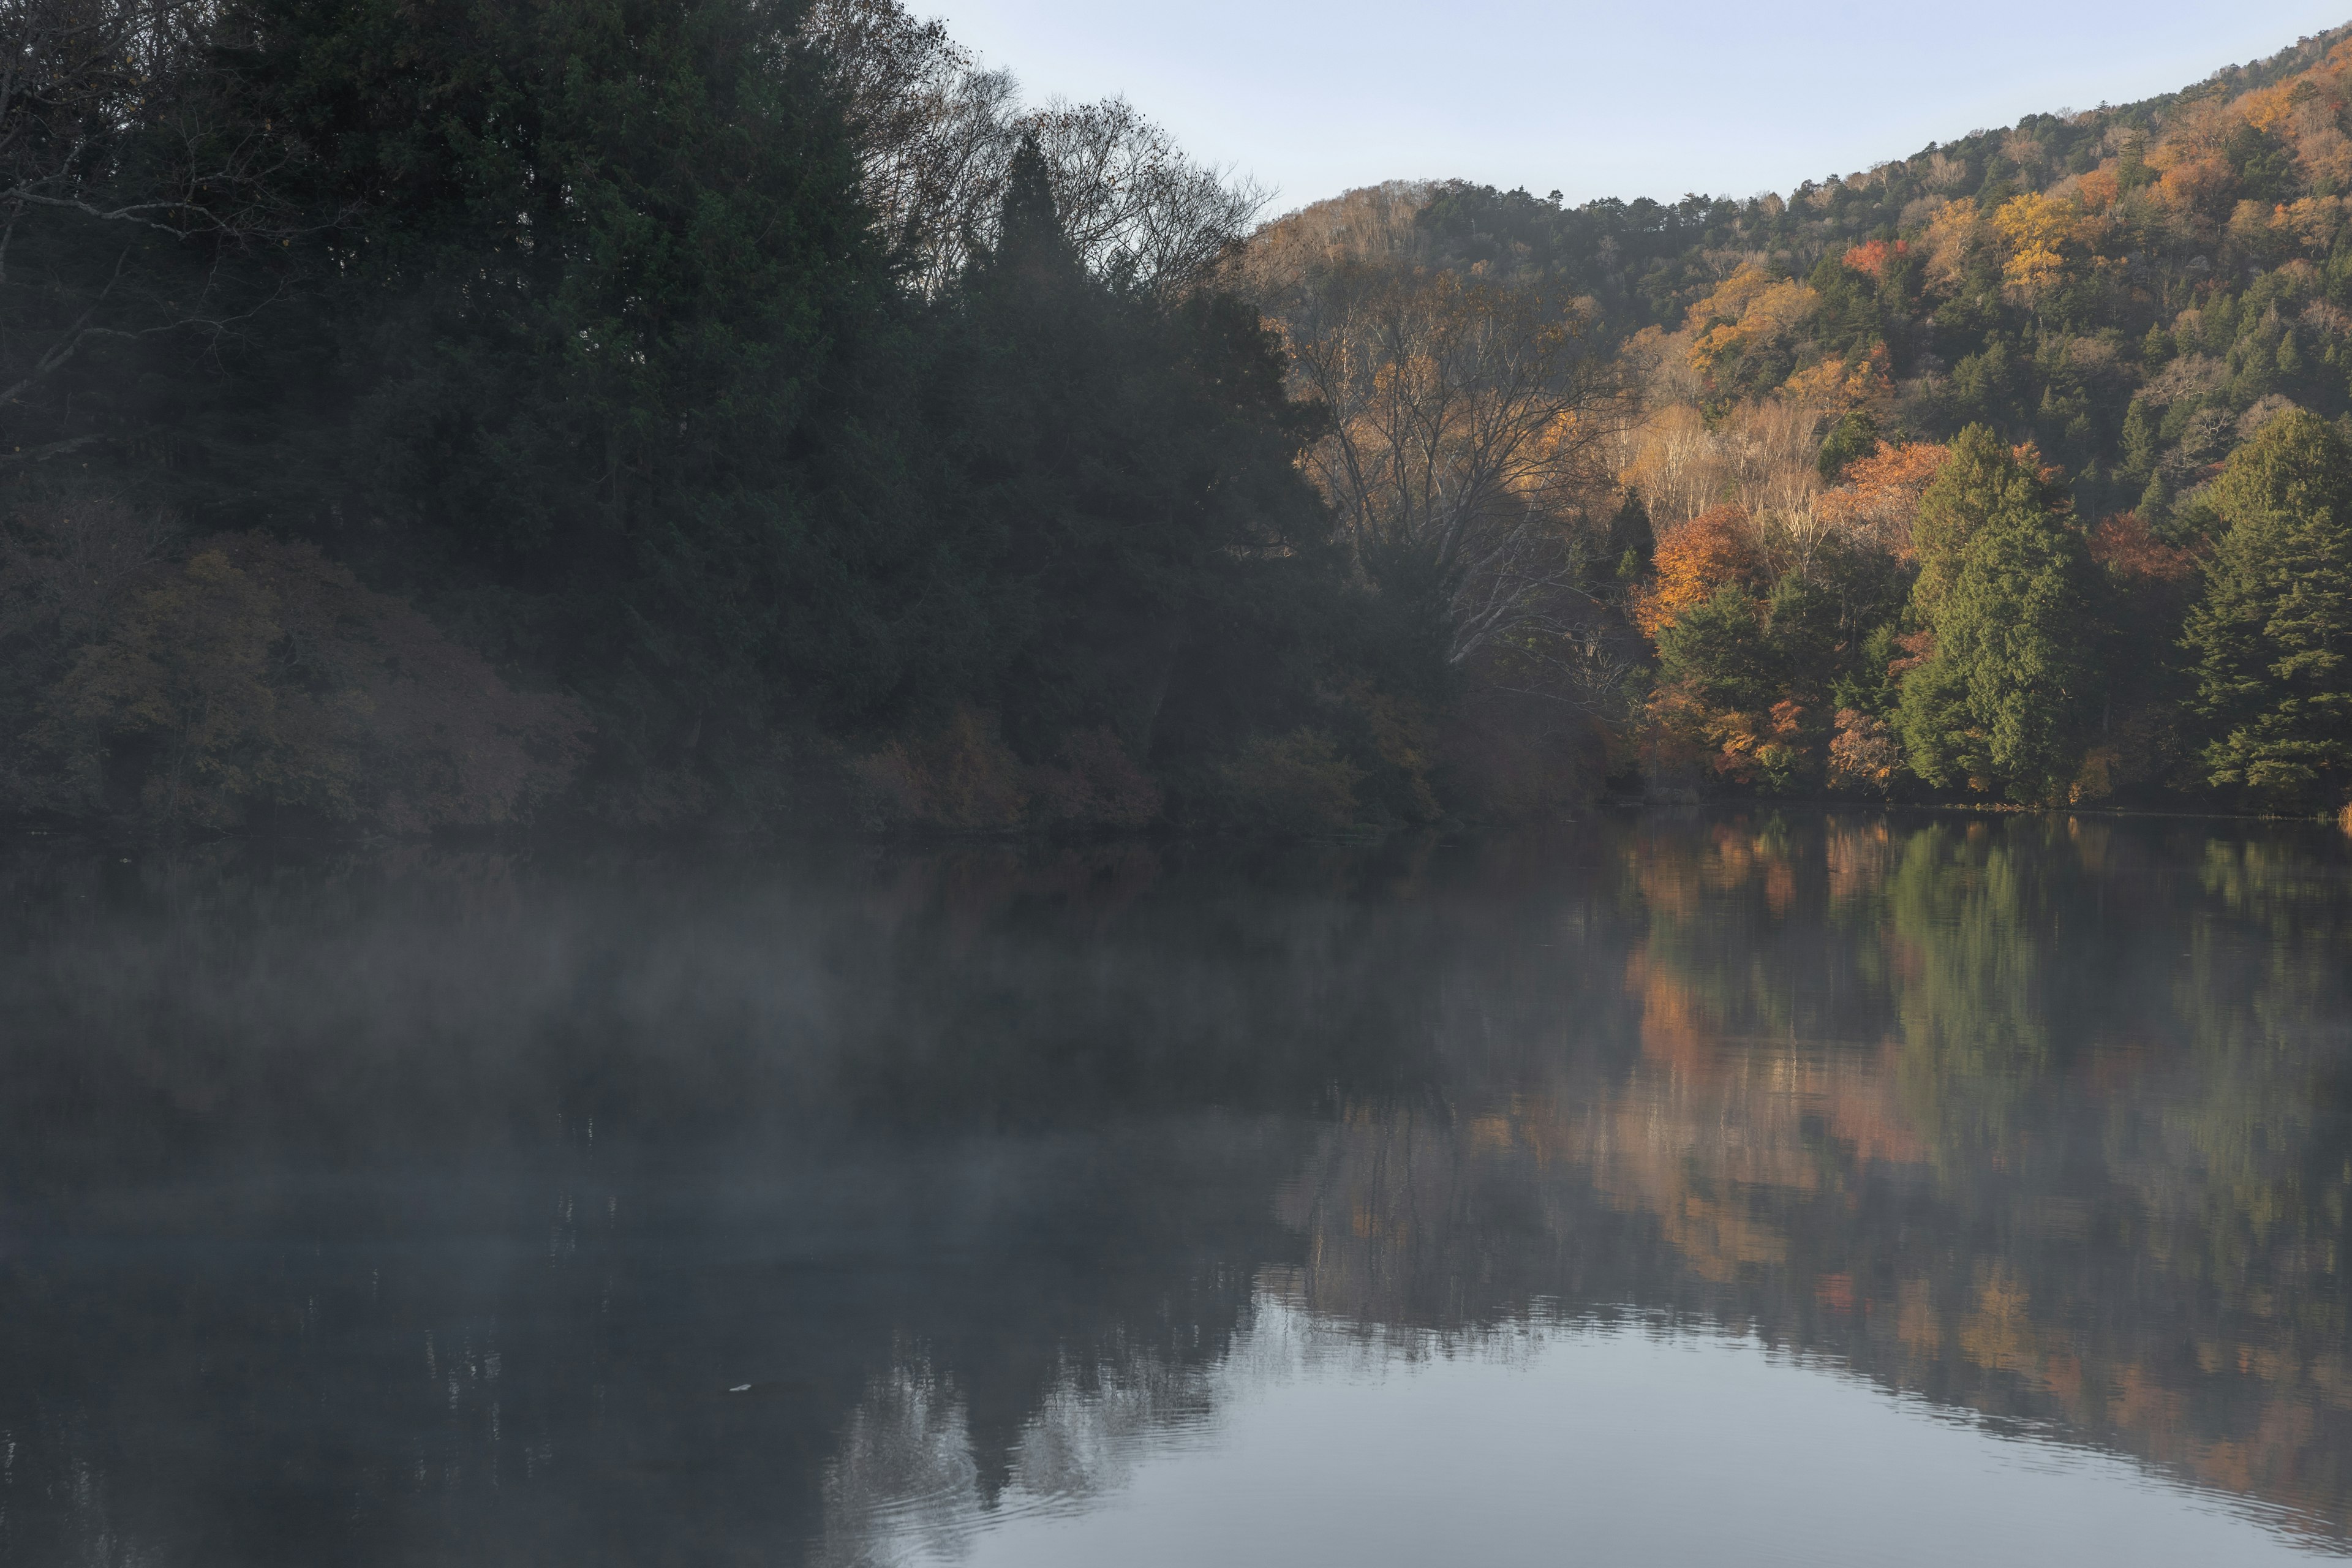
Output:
top-left (2, 812), bottom-right (2349, 1564)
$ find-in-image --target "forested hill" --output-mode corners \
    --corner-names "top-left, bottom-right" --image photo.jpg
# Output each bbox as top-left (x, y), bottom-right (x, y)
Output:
top-left (4, 4), bottom-right (2350, 835)
top-left (1261, 22), bottom-right (2352, 526)
top-left (1241, 23), bottom-right (2352, 814)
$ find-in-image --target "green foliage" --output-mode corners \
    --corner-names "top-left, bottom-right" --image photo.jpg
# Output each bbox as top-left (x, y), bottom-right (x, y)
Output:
top-left (1832, 624), bottom-right (1905, 718)
top-left (1817, 409), bottom-right (1880, 480)
top-left (2184, 410), bottom-right (2352, 810)
top-left (2119, 398), bottom-right (2158, 485)
top-left (1910, 426), bottom-right (2060, 613)
top-left (1657, 586), bottom-right (1775, 712)
top-left (1897, 431), bottom-right (2098, 803)
top-left (923, 146), bottom-right (1348, 769)
top-left (1943, 339), bottom-right (2027, 434)
top-left (228, 0), bottom-right (889, 738)
top-left (23, 1), bottom-right (2352, 826)
top-left (0, 0), bottom-right (1410, 835)
top-left (2224, 122), bottom-right (2297, 205)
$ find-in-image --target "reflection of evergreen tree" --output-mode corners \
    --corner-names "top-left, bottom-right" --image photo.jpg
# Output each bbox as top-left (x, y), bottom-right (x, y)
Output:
top-left (1884, 823), bottom-right (2056, 1156)
top-left (6, 816), bottom-right (2352, 1558)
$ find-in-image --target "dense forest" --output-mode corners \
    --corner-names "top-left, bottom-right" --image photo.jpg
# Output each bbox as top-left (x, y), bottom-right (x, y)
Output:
top-left (5, 1), bottom-right (2351, 834)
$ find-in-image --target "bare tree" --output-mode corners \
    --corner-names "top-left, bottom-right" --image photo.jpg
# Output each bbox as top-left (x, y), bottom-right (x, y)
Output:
top-left (799, 0), bottom-right (1017, 292)
top-left (1, 0), bottom-right (311, 465)
top-left (1022, 97), bottom-right (1265, 295)
top-left (1272, 261), bottom-right (1629, 669)
top-left (801, 0), bottom-right (1265, 298)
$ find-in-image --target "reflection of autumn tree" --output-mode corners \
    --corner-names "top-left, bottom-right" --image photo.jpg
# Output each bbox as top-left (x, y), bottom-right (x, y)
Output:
top-left (4, 816), bottom-right (2351, 1559)
top-left (1340, 813), bottom-right (2352, 1544)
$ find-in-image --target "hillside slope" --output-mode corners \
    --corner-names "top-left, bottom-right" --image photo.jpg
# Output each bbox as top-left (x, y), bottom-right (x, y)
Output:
top-left (1241, 24), bottom-right (2352, 812)
top-left (1256, 23), bottom-right (2352, 523)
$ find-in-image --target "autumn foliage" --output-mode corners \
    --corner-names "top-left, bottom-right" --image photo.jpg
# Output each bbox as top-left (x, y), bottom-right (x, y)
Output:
top-left (1840, 239), bottom-right (1910, 279)
top-left (5, 497), bottom-right (589, 831)
top-left (1630, 506), bottom-right (1762, 636)
top-left (1815, 442), bottom-right (1950, 558)
top-left (2087, 511), bottom-right (2198, 583)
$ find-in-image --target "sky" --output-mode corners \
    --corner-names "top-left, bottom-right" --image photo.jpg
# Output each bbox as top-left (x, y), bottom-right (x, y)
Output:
top-left (920, 1), bottom-right (2352, 216)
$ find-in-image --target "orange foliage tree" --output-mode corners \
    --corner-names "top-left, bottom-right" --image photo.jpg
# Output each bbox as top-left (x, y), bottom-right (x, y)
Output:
top-left (1841, 239), bottom-right (1911, 279)
top-left (1630, 506), bottom-right (1762, 638)
top-left (1815, 441), bottom-right (1950, 557)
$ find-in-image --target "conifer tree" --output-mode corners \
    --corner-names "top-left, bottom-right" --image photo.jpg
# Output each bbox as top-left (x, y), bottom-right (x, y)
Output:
top-left (2184, 410), bottom-right (2352, 811)
top-left (1897, 427), bottom-right (2098, 804)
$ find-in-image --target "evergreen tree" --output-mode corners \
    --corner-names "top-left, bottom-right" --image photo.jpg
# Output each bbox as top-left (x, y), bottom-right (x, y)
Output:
top-left (2119, 399), bottom-right (2158, 488)
top-left (924, 134), bottom-right (1346, 764)
top-left (1656, 586), bottom-right (1775, 714)
top-left (1910, 425), bottom-right (2060, 614)
top-left (2184, 410), bottom-right (2352, 811)
top-left (203, 0), bottom-right (906, 777)
top-left (1897, 429), bottom-right (2098, 804)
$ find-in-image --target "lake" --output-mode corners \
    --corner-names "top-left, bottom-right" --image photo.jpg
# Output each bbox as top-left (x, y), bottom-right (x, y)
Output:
top-left (2, 812), bottom-right (2348, 1565)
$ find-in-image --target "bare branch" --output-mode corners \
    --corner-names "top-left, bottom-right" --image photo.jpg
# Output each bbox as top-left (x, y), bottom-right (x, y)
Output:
top-left (1265, 259), bottom-right (1632, 668)
top-left (0, 430), bottom-right (103, 465)
top-left (801, 0), bottom-right (1263, 297)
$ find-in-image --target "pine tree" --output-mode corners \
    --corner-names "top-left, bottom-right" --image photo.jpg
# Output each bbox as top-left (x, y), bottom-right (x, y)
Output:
top-left (1897, 427), bottom-right (2098, 804)
top-left (2184, 410), bottom-right (2352, 810)
top-left (2119, 399), bottom-right (2158, 487)
top-left (1909, 424), bottom-right (2060, 614)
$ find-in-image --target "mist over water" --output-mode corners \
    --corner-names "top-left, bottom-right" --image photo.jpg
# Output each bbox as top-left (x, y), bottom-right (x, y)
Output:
top-left (2, 813), bottom-right (2350, 1564)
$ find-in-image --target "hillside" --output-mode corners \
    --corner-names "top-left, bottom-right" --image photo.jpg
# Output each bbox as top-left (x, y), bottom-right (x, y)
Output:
top-left (1240, 23), bottom-right (2352, 810)
top-left (4, 2), bottom-right (2348, 832)
top-left (1261, 25), bottom-right (2352, 516)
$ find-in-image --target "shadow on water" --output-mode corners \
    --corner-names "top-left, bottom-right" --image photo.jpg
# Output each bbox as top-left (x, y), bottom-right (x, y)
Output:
top-left (1, 812), bottom-right (2350, 1562)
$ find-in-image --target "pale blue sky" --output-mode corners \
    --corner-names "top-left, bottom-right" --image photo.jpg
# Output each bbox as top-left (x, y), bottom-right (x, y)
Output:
top-left (923, 2), bottom-right (2352, 214)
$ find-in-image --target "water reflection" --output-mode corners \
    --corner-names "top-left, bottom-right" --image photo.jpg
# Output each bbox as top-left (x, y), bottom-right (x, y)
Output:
top-left (0, 813), bottom-right (2347, 1563)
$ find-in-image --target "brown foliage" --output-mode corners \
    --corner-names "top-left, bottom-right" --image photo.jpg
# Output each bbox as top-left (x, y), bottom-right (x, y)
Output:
top-left (2087, 511), bottom-right (2198, 584)
top-left (2, 497), bottom-right (588, 830)
top-left (1213, 729), bottom-right (1362, 835)
top-left (853, 715), bottom-right (1166, 833)
top-left (57, 547), bottom-right (287, 826)
top-left (1436, 684), bottom-right (1602, 821)
top-left (1888, 628), bottom-right (1936, 679)
top-left (2156, 155), bottom-right (2236, 225)
top-left (1639, 688), bottom-right (1815, 794)
top-left (1826, 709), bottom-right (1901, 794)
top-left (1025, 727), bottom-right (1164, 829)
top-left (851, 707), bottom-right (1030, 832)
top-left (1272, 261), bottom-right (1626, 668)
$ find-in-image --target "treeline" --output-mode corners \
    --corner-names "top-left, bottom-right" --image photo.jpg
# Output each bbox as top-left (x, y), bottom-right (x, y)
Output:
top-left (12, 6), bottom-right (2351, 834)
top-left (1256, 25), bottom-right (2352, 813)
top-left (2, 0), bottom-right (1531, 836)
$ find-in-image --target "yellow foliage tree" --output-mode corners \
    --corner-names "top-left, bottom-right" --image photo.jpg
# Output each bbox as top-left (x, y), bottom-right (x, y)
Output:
top-left (1684, 264), bottom-right (1819, 394)
top-left (1992, 192), bottom-right (2075, 303)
